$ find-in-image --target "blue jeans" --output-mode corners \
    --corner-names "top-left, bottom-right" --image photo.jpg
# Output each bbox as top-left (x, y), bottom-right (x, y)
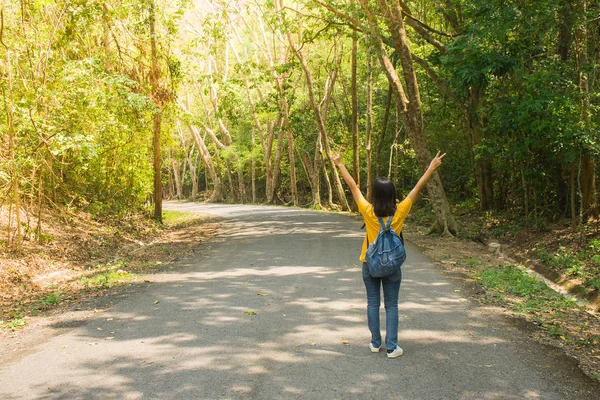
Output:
top-left (362, 263), bottom-right (402, 351)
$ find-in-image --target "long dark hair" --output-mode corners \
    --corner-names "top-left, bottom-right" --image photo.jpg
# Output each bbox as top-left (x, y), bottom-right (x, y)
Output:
top-left (372, 177), bottom-right (397, 217)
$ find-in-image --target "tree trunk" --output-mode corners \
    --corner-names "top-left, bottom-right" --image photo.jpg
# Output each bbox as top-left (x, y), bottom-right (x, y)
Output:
top-left (36, 163), bottom-right (43, 241)
top-left (571, 162), bottom-right (577, 229)
top-left (4, 50), bottom-right (21, 252)
top-left (351, 35), bottom-right (360, 189)
top-left (557, 0), bottom-right (575, 61)
top-left (265, 121), bottom-right (277, 202)
top-left (237, 158), bottom-right (245, 203)
top-left (250, 128), bottom-right (257, 203)
top-left (244, 76), bottom-right (281, 204)
top-left (302, 152), bottom-right (322, 208)
top-left (323, 155), bottom-right (335, 208)
top-left (189, 125), bottom-right (223, 201)
top-left (172, 157), bottom-right (183, 200)
top-left (366, 52), bottom-right (373, 201)
top-left (189, 153), bottom-right (198, 200)
top-left (376, 83), bottom-right (393, 177)
top-left (225, 158), bottom-right (236, 202)
top-left (180, 151), bottom-right (187, 199)
top-left (285, 129), bottom-right (298, 206)
top-left (149, 0), bottom-right (162, 221)
top-left (581, 156), bottom-right (597, 219)
top-left (576, 0), bottom-right (598, 220)
top-left (269, 129), bottom-right (285, 203)
top-left (167, 168), bottom-right (175, 199)
top-left (258, 2), bottom-right (298, 206)
top-left (468, 87), bottom-right (494, 210)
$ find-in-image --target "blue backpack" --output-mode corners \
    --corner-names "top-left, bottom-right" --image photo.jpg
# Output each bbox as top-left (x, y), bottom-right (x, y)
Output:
top-left (365, 216), bottom-right (406, 277)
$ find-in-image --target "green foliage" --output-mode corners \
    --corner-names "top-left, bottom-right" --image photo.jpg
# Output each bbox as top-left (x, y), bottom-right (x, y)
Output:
top-left (0, 0), bottom-right (181, 223)
top-left (536, 247), bottom-right (583, 276)
top-left (547, 322), bottom-right (566, 337)
top-left (416, 0), bottom-right (599, 222)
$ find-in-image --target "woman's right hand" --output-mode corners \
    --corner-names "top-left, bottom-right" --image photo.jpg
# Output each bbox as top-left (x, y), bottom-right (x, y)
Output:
top-left (331, 152), bottom-right (342, 166)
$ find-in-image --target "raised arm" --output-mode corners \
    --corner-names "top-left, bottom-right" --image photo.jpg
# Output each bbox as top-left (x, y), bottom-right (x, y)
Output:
top-left (332, 153), bottom-right (363, 203)
top-left (407, 151), bottom-right (446, 204)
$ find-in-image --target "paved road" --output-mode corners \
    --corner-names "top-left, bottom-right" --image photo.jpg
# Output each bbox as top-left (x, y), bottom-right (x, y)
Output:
top-left (1, 202), bottom-right (599, 399)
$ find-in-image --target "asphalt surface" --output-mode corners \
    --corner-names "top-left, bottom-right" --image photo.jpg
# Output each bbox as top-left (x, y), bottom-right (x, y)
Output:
top-left (1, 202), bottom-right (599, 400)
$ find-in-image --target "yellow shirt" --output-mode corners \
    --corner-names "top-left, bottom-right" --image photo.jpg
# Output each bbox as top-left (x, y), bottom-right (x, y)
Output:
top-left (357, 195), bottom-right (412, 262)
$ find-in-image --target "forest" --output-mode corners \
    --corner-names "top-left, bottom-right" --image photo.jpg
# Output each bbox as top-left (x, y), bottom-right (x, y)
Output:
top-left (0, 0), bottom-right (598, 246)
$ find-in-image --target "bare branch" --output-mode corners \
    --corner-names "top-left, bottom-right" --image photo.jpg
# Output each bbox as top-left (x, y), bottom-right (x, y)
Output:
top-left (201, 122), bottom-right (228, 150)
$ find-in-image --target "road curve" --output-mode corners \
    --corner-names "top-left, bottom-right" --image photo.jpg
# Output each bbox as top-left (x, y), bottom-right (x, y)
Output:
top-left (0, 202), bottom-right (598, 399)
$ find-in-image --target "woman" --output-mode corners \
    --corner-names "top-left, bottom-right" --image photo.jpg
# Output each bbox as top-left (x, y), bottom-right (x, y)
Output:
top-left (332, 151), bottom-right (446, 358)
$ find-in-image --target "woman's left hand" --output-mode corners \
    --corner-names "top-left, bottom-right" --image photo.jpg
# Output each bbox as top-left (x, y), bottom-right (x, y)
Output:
top-left (427, 151), bottom-right (446, 172)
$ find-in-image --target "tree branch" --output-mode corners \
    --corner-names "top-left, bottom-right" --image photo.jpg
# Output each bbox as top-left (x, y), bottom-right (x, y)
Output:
top-left (312, 0), bottom-right (365, 33)
top-left (0, 6), bottom-right (8, 50)
top-left (397, 1), bottom-right (448, 54)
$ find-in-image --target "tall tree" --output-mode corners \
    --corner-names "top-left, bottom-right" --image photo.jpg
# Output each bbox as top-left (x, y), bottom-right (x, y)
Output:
top-left (575, 0), bottom-right (598, 220)
top-left (351, 34), bottom-right (360, 190)
top-left (285, 25), bottom-right (350, 211)
top-left (149, 0), bottom-right (163, 221)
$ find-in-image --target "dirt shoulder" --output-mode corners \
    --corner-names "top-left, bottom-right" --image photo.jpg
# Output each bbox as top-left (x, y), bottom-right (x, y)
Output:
top-left (0, 208), bottom-right (220, 361)
top-left (402, 218), bottom-right (600, 381)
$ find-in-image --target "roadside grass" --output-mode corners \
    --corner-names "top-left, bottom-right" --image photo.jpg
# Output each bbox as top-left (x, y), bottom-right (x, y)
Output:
top-left (434, 201), bottom-right (600, 294)
top-left (0, 266), bottom-right (138, 333)
top-left (1, 288), bottom-right (70, 331)
top-left (1, 267), bottom-right (138, 333)
top-left (162, 210), bottom-right (203, 228)
top-left (476, 265), bottom-right (577, 313)
top-left (134, 262), bottom-right (162, 269)
top-left (475, 265), bottom-right (588, 339)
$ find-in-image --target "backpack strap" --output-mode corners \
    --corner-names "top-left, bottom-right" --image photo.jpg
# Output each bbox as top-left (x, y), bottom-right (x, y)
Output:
top-left (377, 216), bottom-right (393, 231)
top-left (371, 216), bottom-right (404, 245)
top-left (368, 216), bottom-right (395, 246)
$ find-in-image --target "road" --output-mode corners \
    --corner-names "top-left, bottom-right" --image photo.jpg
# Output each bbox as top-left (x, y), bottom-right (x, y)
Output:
top-left (1, 202), bottom-right (598, 399)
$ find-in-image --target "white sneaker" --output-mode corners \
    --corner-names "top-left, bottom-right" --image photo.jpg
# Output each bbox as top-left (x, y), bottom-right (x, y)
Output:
top-left (369, 343), bottom-right (381, 353)
top-left (387, 346), bottom-right (404, 358)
